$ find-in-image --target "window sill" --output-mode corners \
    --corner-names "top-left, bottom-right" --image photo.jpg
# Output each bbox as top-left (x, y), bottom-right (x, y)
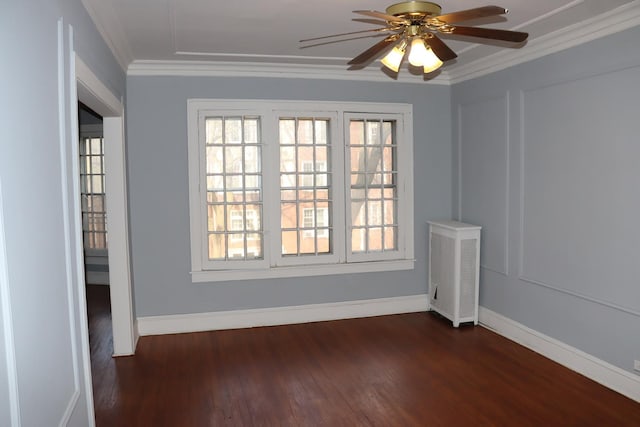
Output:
top-left (191, 259), bottom-right (415, 283)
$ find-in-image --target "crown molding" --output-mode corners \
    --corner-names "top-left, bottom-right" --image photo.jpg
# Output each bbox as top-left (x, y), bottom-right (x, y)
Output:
top-left (448, 0), bottom-right (640, 84)
top-left (81, 0), bottom-right (134, 71)
top-left (127, 60), bottom-right (451, 84)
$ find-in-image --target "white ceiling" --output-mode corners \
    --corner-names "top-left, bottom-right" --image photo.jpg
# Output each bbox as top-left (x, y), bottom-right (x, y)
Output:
top-left (83, 0), bottom-right (637, 79)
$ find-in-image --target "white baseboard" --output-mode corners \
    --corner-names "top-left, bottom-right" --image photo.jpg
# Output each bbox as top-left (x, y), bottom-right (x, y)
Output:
top-left (137, 294), bottom-right (429, 337)
top-left (479, 306), bottom-right (640, 403)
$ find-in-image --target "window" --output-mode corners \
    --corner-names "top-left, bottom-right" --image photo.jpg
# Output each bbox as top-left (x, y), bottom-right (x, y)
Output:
top-left (279, 116), bottom-right (334, 261)
top-left (188, 100), bottom-right (414, 281)
top-left (347, 116), bottom-right (399, 259)
top-left (79, 135), bottom-right (107, 250)
top-left (201, 115), bottom-right (263, 265)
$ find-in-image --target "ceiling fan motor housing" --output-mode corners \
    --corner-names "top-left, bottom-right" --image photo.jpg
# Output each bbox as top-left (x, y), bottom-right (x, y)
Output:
top-left (386, 1), bottom-right (442, 19)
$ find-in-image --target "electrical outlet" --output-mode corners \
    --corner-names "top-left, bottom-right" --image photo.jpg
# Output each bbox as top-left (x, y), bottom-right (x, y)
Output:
top-left (634, 360), bottom-right (640, 373)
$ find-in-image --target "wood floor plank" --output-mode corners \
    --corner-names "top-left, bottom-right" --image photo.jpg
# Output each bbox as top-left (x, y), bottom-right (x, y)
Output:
top-left (86, 285), bottom-right (640, 426)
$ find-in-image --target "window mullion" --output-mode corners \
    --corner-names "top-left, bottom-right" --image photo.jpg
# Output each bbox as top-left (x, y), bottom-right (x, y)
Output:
top-left (264, 111), bottom-right (280, 268)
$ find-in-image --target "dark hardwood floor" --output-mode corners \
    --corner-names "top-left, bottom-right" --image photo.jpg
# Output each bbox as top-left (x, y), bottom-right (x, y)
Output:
top-left (86, 285), bottom-right (640, 426)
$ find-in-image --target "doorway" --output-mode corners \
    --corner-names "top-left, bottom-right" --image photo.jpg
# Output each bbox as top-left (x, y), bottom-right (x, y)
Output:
top-left (76, 56), bottom-right (136, 357)
top-left (78, 103), bottom-right (115, 386)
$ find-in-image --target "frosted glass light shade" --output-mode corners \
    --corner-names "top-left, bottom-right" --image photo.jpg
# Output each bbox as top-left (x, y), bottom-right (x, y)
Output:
top-left (408, 38), bottom-right (429, 67)
top-left (381, 44), bottom-right (406, 72)
top-left (422, 47), bottom-right (443, 73)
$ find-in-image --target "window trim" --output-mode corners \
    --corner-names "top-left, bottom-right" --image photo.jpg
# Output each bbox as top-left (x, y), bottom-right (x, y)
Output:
top-left (272, 110), bottom-right (342, 267)
top-left (344, 112), bottom-right (409, 263)
top-left (194, 109), bottom-right (269, 270)
top-left (188, 99), bottom-right (414, 282)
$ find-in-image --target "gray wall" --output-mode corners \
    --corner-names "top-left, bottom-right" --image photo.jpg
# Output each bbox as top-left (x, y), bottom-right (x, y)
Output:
top-left (452, 26), bottom-right (640, 374)
top-left (126, 76), bottom-right (452, 317)
top-left (0, 0), bottom-right (125, 425)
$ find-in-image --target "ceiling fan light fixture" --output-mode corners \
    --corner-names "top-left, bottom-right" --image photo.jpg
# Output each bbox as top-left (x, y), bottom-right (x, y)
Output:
top-left (422, 45), bottom-right (443, 73)
top-left (304, 3), bottom-right (529, 77)
top-left (381, 40), bottom-right (407, 72)
top-left (408, 37), bottom-right (429, 66)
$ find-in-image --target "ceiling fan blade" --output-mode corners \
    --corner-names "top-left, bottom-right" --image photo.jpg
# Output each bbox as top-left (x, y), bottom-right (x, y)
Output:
top-left (447, 26), bottom-right (528, 43)
top-left (354, 10), bottom-right (408, 23)
top-left (347, 35), bottom-right (399, 65)
top-left (300, 27), bottom-right (396, 43)
top-left (353, 18), bottom-right (389, 26)
top-left (435, 6), bottom-right (508, 24)
top-left (300, 34), bottom-right (391, 49)
top-left (426, 35), bottom-right (457, 61)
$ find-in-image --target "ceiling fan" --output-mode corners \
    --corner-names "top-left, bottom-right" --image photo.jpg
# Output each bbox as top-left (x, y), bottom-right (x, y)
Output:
top-left (300, 1), bottom-right (528, 75)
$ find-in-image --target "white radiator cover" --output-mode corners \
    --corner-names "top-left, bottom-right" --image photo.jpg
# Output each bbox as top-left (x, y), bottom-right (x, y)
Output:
top-left (428, 220), bottom-right (481, 327)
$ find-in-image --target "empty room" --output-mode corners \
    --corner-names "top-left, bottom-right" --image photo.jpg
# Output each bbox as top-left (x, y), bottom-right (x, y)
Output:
top-left (2, 0), bottom-right (640, 425)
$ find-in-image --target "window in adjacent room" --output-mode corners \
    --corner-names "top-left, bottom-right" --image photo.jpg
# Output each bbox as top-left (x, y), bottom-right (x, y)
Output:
top-left (79, 135), bottom-right (107, 250)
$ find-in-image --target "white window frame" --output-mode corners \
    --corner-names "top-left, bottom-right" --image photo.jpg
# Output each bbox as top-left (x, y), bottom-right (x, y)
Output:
top-left (274, 111), bottom-right (341, 267)
top-left (188, 100), bottom-right (414, 282)
top-left (345, 112), bottom-right (408, 263)
top-left (189, 106), bottom-right (271, 271)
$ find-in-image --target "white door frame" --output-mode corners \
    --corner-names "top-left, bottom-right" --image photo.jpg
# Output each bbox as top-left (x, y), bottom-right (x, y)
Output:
top-left (75, 56), bottom-right (137, 356)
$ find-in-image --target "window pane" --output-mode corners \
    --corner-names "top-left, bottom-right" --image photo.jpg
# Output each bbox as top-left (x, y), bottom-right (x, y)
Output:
top-left (297, 120), bottom-right (314, 144)
top-left (384, 199), bottom-right (396, 225)
top-left (315, 120), bottom-right (328, 145)
top-left (245, 205), bottom-right (261, 231)
top-left (367, 201), bottom-right (382, 226)
top-left (317, 233), bottom-right (330, 253)
top-left (281, 230), bottom-right (298, 255)
top-left (366, 121), bottom-right (380, 145)
top-left (206, 146), bottom-right (223, 173)
top-left (208, 234), bottom-right (226, 260)
top-left (280, 190), bottom-right (296, 201)
top-left (206, 118), bottom-right (223, 144)
top-left (280, 173), bottom-right (296, 189)
top-left (352, 228), bottom-right (365, 252)
top-left (368, 228), bottom-right (382, 252)
top-left (279, 119), bottom-right (296, 145)
top-left (298, 147), bottom-right (314, 165)
top-left (299, 230), bottom-right (316, 254)
top-left (245, 175), bottom-right (261, 189)
top-left (281, 202), bottom-right (298, 228)
top-left (246, 235), bottom-right (262, 258)
top-left (244, 118), bottom-right (259, 144)
top-left (351, 147), bottom-right (364, 167)
top-left (384, 226), bottom-right (397, 251)
top-left (91, 175), bottom-right (103, 193)
top-left (280, 146), bottom-right (296, 172)
top-left (91, 155), bottom-right (103, 174)
top-left (205, 116), bottom-right (264, 261)
top-left (245, 190), bottom-right (261, 202)
top-left (90, 138), bottom-right (102, 154)
top-left (279, 117), bottom-right (333, 257)
top-left (90, 195), bottom-right (104, 212)
top-left (316, 189), bottom-right (329, 201)
top-left (207, 175), bottom-right (224, 191)
top-left (225, 118), bottom-right (242, 144)
top-left (224, 147), bottom-right (243, 173)
top-left (350, 121), bottom-right (365, 145)
top-left (349, 118), bottom-right (397, 254)
top-left (244, 146), bottom-right (260, 173)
